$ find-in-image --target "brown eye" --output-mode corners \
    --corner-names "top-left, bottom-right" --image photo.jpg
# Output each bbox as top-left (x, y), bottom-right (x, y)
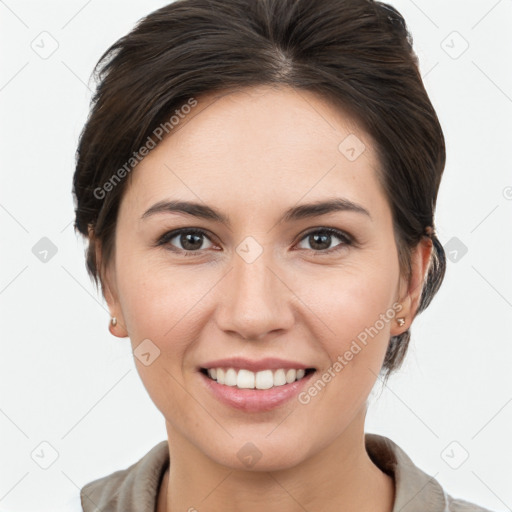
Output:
top-left (297, 228), bottom-right (352, 253)
top-left (158, 228), bottom-right (214, 253)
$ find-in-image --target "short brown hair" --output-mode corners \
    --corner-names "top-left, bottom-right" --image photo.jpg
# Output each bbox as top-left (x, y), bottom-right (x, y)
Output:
top-left (73, 0), bottom-right (447, 380)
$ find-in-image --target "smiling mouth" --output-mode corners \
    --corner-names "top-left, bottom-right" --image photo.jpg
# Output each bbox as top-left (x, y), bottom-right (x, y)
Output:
top-left (200, 367), bottom-right (316, 390)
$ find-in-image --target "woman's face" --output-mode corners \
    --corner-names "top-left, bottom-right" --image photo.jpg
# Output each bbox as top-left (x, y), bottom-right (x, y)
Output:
top-left (101, 85), bottom-right (425, 470)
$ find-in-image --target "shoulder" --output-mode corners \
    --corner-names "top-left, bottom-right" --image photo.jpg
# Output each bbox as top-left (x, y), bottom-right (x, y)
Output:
top-left (445, 494), bottom-right (496, 512)
top-left (365, 433), bottom-right (496, 512)
top-left (80, 440), bottom-right (169, 512)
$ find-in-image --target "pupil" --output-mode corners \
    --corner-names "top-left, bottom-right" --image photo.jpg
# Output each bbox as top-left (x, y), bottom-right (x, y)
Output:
top-left (311, 233), bottom-right (330, 250)
top-left (182, 233), bottom-right (202, 250)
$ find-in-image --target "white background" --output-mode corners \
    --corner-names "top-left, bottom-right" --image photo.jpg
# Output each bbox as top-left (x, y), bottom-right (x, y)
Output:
top-left (1, 1), bottom-right (511, 511)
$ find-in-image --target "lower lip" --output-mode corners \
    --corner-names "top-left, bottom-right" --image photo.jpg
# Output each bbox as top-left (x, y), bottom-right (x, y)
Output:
top-left (199, 370), bottom-right (315, 412)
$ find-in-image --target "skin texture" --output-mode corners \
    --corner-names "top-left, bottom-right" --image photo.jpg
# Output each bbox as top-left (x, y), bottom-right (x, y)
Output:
top-left (96, 85), bottom-right (432, 512)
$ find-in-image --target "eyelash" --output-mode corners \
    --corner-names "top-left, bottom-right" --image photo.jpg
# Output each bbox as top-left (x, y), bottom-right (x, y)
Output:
top-left (155, 227), bottom-right (354, 257)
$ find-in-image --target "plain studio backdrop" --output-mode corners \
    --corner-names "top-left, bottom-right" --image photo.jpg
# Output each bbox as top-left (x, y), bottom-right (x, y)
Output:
top-left (1, 1), bottom-right (511, 511)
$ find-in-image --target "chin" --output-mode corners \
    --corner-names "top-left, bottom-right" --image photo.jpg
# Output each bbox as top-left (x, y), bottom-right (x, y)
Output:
top-left (201, 434), bottom-right (311, 472)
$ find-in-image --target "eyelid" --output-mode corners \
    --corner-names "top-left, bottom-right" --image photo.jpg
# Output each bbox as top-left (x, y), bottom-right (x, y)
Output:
top-left (156, 227), bottom-right (217, 252)
top-left (298, 226), bottom-right (353, 244)
top-left (156, 226), bottom-right (355, 255)
top-left (294, 226), bottom-right (354, 254)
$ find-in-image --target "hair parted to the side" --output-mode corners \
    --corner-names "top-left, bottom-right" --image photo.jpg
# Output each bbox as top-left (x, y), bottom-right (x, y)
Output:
top-left (72, 0), bottom-right (447, 381)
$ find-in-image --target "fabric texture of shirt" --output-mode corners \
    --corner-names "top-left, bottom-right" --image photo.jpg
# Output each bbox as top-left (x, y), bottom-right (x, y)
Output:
top-left (80, 433), bottom-right (495, 512)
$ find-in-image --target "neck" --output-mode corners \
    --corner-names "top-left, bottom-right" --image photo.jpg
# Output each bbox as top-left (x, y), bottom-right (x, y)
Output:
top-left (157, 408), bottom-right (395, 512)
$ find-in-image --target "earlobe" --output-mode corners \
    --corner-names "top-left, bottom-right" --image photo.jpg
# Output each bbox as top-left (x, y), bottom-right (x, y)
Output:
top-left (392, 238), bottom-right (433, 336)
top-left (108, 315), bottom-right (129, 338)
top-left (104, 279), bottom-right (129, 338)
top-left (91, 230), bottom-right (129, 338)
top-left (390, 295), bottom-right (411, 336)
top-left (103, 277), bottom-right (129, 338)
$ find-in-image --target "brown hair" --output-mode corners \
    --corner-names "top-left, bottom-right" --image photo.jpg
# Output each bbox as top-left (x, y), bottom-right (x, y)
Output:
top-left (72, 0), bottom-right (446, 380)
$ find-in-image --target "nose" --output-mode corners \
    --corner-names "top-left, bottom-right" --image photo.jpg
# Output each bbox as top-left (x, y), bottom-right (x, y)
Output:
top-left (215, 246), bottom-right (295, 341)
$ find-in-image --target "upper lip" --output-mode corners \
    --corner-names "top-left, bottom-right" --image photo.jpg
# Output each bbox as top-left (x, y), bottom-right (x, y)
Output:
top-left (199, 357), bottom-right (315, 373)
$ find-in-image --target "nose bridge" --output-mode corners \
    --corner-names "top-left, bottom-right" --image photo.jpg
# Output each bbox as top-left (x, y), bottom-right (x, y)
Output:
top-left (216, 238), bottom-right (292, 339)
top-left (234, 243), bottom-right (273, 298)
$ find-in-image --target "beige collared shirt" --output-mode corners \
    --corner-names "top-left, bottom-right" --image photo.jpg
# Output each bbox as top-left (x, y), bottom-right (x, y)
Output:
top-left (80, 433), bottom-right (494, 512)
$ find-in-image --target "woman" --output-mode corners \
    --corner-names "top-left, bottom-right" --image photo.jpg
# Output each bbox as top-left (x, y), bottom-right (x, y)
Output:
top-left (72, 0), bottom-right (494, 511)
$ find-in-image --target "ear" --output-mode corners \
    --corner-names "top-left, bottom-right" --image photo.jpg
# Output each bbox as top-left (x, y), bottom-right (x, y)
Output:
top-left (90, 229), bottom-right (129, 338)
top-left (391, 237), bottom-right (433, 336)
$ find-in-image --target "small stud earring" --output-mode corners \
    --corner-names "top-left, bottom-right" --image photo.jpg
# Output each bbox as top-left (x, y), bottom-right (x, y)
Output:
top-left (111, 317), bottom-right (117, 327)
top-left (396, 317), bottom-right (405, 327)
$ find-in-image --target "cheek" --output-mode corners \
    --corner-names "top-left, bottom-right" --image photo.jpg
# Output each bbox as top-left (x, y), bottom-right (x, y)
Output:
top-left (298, 252), bottom-right (400, 393)
top-left (116, 244), bottom-right (197, 332)
top-left (117, 231), bottom-right (399, 356)
top-left (115, 249), bottom-right (214, 373)
top-left (114, 252), bottom-right (208, 417)
top-left (306, 256), bottom-right (398, 338)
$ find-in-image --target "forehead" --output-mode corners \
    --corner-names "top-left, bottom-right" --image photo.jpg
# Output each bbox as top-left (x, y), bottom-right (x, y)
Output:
top-left (120, 85), bottom-right (385, 220)
top-left (162, 85), bottom-right (373, 162)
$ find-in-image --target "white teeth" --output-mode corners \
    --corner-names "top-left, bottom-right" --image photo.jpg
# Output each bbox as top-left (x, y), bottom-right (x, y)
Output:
top-left (255, 370), bottom-right (273, 390)
top-left (225, 368), bottom-right (237, 386)
top-left (285, 369), bottom-right (296, 383)
top-left (205, 367), bottom-right (311, 389)
top-left (237, 369), bottom-right (255, 389)
top-left (273, 369), bottom-right (286, 386)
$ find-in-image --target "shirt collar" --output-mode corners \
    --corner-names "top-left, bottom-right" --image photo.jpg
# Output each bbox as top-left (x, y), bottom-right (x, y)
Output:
top-left (365, 433), bottom-right (450, 512)
top-left (81, 433), bottom-right (450, 512)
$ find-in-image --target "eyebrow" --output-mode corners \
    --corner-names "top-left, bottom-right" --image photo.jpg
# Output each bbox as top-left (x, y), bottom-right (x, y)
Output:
top-left (140, 197), bottom-right (372, 225)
